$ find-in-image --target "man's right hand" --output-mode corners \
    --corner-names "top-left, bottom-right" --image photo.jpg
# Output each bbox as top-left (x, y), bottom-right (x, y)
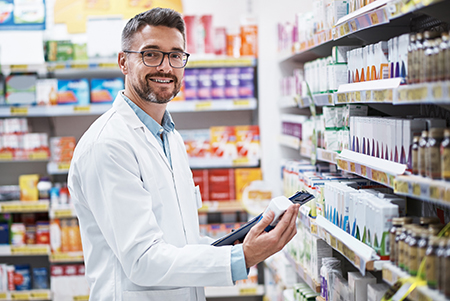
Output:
top-left (242, 204), bottom-right (300, 268)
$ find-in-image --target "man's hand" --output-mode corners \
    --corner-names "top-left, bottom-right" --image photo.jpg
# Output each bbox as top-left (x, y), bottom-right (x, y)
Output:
top-left (242, 204), bottom-right (300, 268)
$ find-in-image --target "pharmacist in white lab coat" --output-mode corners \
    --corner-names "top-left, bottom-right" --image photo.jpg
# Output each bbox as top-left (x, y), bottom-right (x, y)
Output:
top-left (68, 7), bottom-right (299, 301)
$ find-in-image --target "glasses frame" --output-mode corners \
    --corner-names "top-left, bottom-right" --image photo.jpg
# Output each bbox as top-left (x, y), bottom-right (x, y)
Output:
top-left (123, 50), bottom-right (190, 68)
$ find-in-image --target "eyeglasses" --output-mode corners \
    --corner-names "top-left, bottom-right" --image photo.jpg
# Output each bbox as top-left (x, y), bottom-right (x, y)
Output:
top-left (123, 50), bottom-right (190, 68)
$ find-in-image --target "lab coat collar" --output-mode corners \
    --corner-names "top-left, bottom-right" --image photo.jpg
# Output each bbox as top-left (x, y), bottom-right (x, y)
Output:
top-left (112, 92), bottom-right (173, 172)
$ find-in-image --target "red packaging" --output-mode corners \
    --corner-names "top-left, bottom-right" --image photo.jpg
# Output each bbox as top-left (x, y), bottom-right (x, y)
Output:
top-left (183, 15), bottom-right (197, 54)
top-left (214, 27), bottom-right (227, 55)
top-left (200, 15), bottom-right (214, 54)
top-left (64, 265), bottom-right (77, 276)
top-left (192, 169), bottom-right (209, 201)
top-left (7, 265), bottom-right (15, 291)
top-left (208, 169), bottom-right (235, 201)
top-left (50, 265), bottom-right (64, 277)
top-left (36, 221), bottom-right (50, 245)
top-left (77, 264), bottom-right (85, 276)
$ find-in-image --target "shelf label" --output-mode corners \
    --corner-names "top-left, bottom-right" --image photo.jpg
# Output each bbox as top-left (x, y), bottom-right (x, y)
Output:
top-left (350, 20), bottom-right (357, 32)
top-left (328, 94), bottom-right (333, 104)
top-left (382, 266), bottom-right (393, 283)
top-left (336, 93), bottom-right (347, 103)
top-left (30, 291), bottom-right (51, 299)
top-left (337, 159), bottom-right (348, 171)
top-left (394, 180), bottom-right (409, 194)
top-left (98, 62), bottom-right (118, 69)
top-left (310, 223), bottom-right (318, 235)
top-left (73, 106), bottom-right (91, 113)
top-left (73, 295), bottom-right (90, 301)
top-left (51, 252), bottom-right (83, 262)
top-left (195, 101), bottom-right (212, 111)
top-left (0, 202), bottom-right (48, 213)
top-left (354, 91), bottom-right (361, 102)
top-left (58, 162), bottom-right (71, 170)
top-left (10, 106), bottom-right (28, 116)
top-left (11, 292), bottom-right (30, 300)
top-left (337, 240), bottom-right (344, 253)
top-left (233, 158), bottom-right (250, 165)
top-left (239, 287), bottom-right (258, 295)
top-left (429, 185), bottom-right (441, 200)
top-left (373, 90), bottom-right (389, 102)
top-left (29, 151), bottom-right (49, 160)
top-left (0, 292), bottom-right (7, 299)
top-left (444, 188), bottom-right (450, 203)
top-left (398, 89), bottom-right (408, 102)
top-left (233, 99), bottom-right (250, 107)
top-left (343, 23), bottom-right (350, 35)
top-left (409, 87), bottom-right (428, 101)
top-left (11, 245), bottom-right (49, 255)
top-left (0, 152), bottom-right (13, 161)
top-left (53, 209), bottom-right (74, 218)
top-left (370, 12), bottom-right (379, 25)
top-left (329, 236), bottom-right (337, 248)
top-left (432, 85), bottom-right (443, 99)
top-left (413, 183), bottom-right (421, 196)
top-left (361, 165), bottom-right (367, 177)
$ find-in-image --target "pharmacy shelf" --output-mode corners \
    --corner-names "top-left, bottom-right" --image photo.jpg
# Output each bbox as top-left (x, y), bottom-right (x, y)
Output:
top-left (394, 175), bottom-right (450, 207)
top-left (0, 244), bottom-right (50, 256)
top-left (198, 201), bottom-right (245, 213)
top-left (312, 215), bottom-right (382, 275)
top-left (49, 251), bottom-right (84, 263)
top-left (0, 151), bottom-right (49, 162)
top-left (188, 157), bottom-right (260, 169)
top-left (0, 289), bottom-right (52, 300)
top-left (0, 200), bottom-right (49, 213)
top-left (395, 81), bottom-right (450, 104)
top-left (336, 149), bottom-right (407, 189)
top-left (186, 56), bottom-right (256, 68)
top-left (316, 148), bottom-right (339, 164)
top-left (300, 144), bottom-right (313, 159)
top-left (204, 284), bottom-right (264, 298)
top-left (283, 250), bottom-right (321, 293)
top-left (279, 96), bottom-right (299, 108)
top-left (279, 134), bottom-right (301, 150)
top-left (313, 93), bottom-right (335, 106)
top-left (298, 96), bottom-right (312, 109)
top-left (382, 261), bottom-right (446, 301)
top-left (335, 78), bottom-right (402, 104)
top-left (49, 204), bottom-right (77, 219)
top-left (0, 104), bottom-right (112, 117)
top-left (47, 161), bottom-right (70, 175)
top-left (167, 98), bottom-right (257, 112)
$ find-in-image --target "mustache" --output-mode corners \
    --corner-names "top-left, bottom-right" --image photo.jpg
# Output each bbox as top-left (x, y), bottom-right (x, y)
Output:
top-left (146, 73), bottom-right (177, 82)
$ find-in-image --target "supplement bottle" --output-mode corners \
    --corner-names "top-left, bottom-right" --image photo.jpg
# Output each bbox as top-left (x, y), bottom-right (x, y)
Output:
top-left (418, 131), bottom-right (428, 177)
top-left (411, 136), bottom-right (420, 174)
top-left (408, 227), bottom-right (420, 276)
top-left (389, 217), bottom-right (404, 263)
top-left (437, 237), bottom-right (447, 295)
top-left (444, 238), bottom-right (450, 298)
top-left (398, 225), bottom-right (409, 270)
top-left (417, 228), bottom-right (429, 280)
top-left (414, 32), bottom-right (424, 84)
top-left (407, 34), bottom-right (417, 84)
top-left (441, 129), bottom-right (450, 180)
top-left (425, 236), bottom-right (439, 290)
top-left (426, 128), bottom-right (444, 179)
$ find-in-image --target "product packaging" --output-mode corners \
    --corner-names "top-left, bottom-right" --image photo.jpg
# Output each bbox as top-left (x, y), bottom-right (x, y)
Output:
top-left (225, 68), bottom-right (240, 99)
top-left (11, 223), bottom-right (26, 246)
top-left (240, 18), bottom-right (258, 57)
top-left (208, 169), bottom-right (235, 201)
top-left (211, 68), bottom-right (226, 99)
top-left (179, 129), bottom-right (211, 158)
top-left (235, 125), bottom-right (260, 159)
top-left (90, 78), bottom-right (124, 103)
top-left (33, 267), bottom-right (49, 289)
top-left (19, 174), bottom-right (40, 201)
top-left (348, 271), bottom-right (376, 301)
top-left (239, 67), bottom-right (254, 98)
top-left (50, 136), bottom-right (76, 163)
top-left (367, 283), bottom-right (389, 301)
top-left (192, 169), bottom-right (209, 201)
top-left (183, 16), bottom-right (197, 54)
top-left (234, 168), bottom-right (262, 201)
top-left (6, 74), bottom-right (37, 105)
top-left (50, 219), bottom-right (62, 253)
top-left (200, 15), bottom-right (214, 54)
top-left (210, 126), bottom-right (237, 159)
top-left (184, 69), bottom-right (199, 100)
top-left (36, 221), bottom-right (50, 245)
top-left (197, 68), bottom-right (212, 100)
top-left (36, 78), bottom-right (58, 105)
top-left (45, 40), bottom-right (73, 61)
top-left (14, 264), bottom-right (31, 290)
top-left (214, 27), bottom-right (227, 55)
top-left (57, 79), bottom-right (89, 105)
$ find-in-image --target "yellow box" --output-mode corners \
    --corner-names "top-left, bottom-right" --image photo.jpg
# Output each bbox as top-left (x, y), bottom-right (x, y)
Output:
top-left (19, 174), bottom-right (40, 201)
top-left (235, 168), bottom-right (262, 201)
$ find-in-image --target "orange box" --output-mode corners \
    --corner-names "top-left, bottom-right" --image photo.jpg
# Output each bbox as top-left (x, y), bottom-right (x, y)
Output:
top-left (240, 24), bottom-right (258, 57)
top-left (234, 168), bottom-right (262, 201)
top-left (235, 125), bottom-right (260, 159)
top-left (210, 126), bottom-right (237, 159)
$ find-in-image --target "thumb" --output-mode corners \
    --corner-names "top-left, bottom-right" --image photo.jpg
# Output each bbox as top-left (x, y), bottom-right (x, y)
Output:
top-left (252, 210), bottom-right (275, 233)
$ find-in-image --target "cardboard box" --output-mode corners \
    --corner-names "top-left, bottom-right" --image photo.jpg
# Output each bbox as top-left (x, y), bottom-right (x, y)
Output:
top-left (90, 78), bottom-right (124, 103)
top-left (192, 169), bottom-right (209, 201)
top-left (235, 125), bottom-right (260, 159)
top-left (19, 174), bottom-right (39, 201)
top-left (210, 126), bottom-right (237, 159)
top-left (209, 169), bottom-right (235, 201)
top-left (184, 69), bottom-right (198, 100)
top-left (348, 271), bottom-right (376, 301)
top-left (57, 79), bottom-right (89, 105)
top-left (235, 168), bottom-right (262, 201)
top-left (6, 74), bottom-right (37, 105)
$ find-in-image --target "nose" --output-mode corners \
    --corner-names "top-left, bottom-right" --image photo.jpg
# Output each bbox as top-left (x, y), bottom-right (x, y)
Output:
top-left (156, 53), bottom-right (172, 73)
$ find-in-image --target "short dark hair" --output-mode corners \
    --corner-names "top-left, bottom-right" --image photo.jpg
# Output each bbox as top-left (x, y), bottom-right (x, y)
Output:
top-left (121, 7), bottom-right (185, 51)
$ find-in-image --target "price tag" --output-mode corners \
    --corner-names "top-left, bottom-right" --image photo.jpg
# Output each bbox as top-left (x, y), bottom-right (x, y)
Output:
top-left (339, 25), bottom-right (345, 37)
top-left (429, 185), bottom-right (441, 200)
top-left (73, 106), bottom-right (91, 113)
top-left (58, 162), bottom-right (71, 170)
top-left (73, 296), bottom-right (90, 301)
top-left (386, 89), bottom-right (393, 102)
top-left (432, 85), bottom-right (443, 100)
top-left (395, 180), bottom-right (409, 194)
top-left (98, 63), bottom-right (118, 69)
top-left (337, 159), bottom-right (348, 171)
top-left (354, 91), bottom-right (361, 102)
top-left (233, 158), bottom-right (250, 165)
top-left (233, 99), bottom-right (250, 107)
top-left (71, 63), bottom-right (89, 69)
top-left (54, 209), bottom-right (74, 218)
top-left (329, 236), bottom-right (337, 248)
top-left (239, 287), bottom-right (258, 295)
top-left (10, 106), bottom-right (28, 115)
top-left (0, 292), bottom-right (7, 299)
top-left (195, 101), bottom-right (212, 111)
top-left (413, 183), bottom-right (421, 196)
top-left (398, 89), bottom-right (408, 102)
top-left (444, 188), bottom-right (450, 203)
top-left (322, 151), bottom-right (332, 162)
top-left (0, 152), bottom-right (13, 161)
top-left (30, 291), bottom-right (51, 299)
top-left (337, 93), bottom-right (347, 103)
top-left (350, 20), bottom-right (357, 32)
top-left (370, 12), bottom-right (379, 25)
top-left (29, 151), bottom-right (49, 160)
top-left (350, 162), bottom-right (356, 172)
top-left (343, 23), bottom-right (350, 35)
top-left (383, 266), bottom-right (393, 283)
top-left (10, 292), bottom-right (30, 300)
top-left (328, 94), bottom-right (333, 104)
top-left (11, 245), bottom-right (48, 255)
top-left (10, 64), bottom-right (28, 71)
top-left (373, 90), bottom-right (386, 102)
top-left (311, 223), bottom-right (318, 235)
top-left (337, 240), bottom-right (344, 253)
top-left (361, 165), bottom-right (367, 176)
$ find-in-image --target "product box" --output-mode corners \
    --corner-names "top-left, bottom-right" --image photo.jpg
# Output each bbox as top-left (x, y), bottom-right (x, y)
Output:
top-left (184, 69), bottom-right (198, 100)
top-left (14, 264), bottom-right (31, 291)
top-left (240, 23), bottom-right (258, 57)
top-left (72, 43), bottom-right (88, 61)
top-left (211, 68), bottom-right (226, 99)
top-left (50, 136), bottom-right (76, 162)
top-left (327, 63), bottom-right (348, 91)
top-left (0, 75), bottom-right (4, 105)
top-left (367, 283), bottom-right (389, 301)
top-left (36, 79), bottom-right (58, 105)
top-left (225, 68), bottom-right (240, 99)
top-left (6, 74), bottom-right (37, 105)
top-left (200, 15), bottom-right (214, 54)
top-left (235, 125), bottom-right (260, 159)
top-left (208, 169), bottom-right (235, 201)
top-left (57, 79), bottom-right (89, 105)
top-left (19, 174), bottom-right (39, 201)
top-left (90, 78), bottom-right (124, 103)
top-left (45, 40), bottom-right (73, 62)
top-left (183, 16), bottom-right (197, 54)
top-left (331, 46), bottom-right (357, 64)
top-left (197, 68), bottom-right (212, 100)
top-left (234, 168), bottom-right (262, 201)
top-left (179, 129), bottom-right (210, 158)
top-left (192, 169), bottom-right (209, 201)
top-left (348, 271), bottom-right (376, 301)
top-left (210, 126), bottom-right (237, 159)
top-left (239, 67), bottom-right (254, 98)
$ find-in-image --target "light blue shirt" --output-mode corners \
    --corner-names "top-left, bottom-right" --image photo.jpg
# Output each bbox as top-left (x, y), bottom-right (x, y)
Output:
top-left (122, 93), bottom-right (248, 282)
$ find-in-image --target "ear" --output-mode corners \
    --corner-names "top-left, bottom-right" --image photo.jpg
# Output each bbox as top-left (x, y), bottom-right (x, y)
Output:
top-left (118, 52), bottom-right (128, 75)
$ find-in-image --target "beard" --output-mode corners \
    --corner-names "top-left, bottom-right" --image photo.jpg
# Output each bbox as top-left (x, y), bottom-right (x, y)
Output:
top-left (133, 72), bottom-right (180, 104)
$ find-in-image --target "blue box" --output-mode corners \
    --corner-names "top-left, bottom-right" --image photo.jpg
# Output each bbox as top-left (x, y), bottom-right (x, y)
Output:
top-left (90, 78), bottom-right (124, 103)
top-left (57, 79), bottom-right (89, 105)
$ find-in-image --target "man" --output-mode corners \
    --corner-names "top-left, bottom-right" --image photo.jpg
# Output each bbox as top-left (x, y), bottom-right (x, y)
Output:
top-left (68, 7), bottom-right (299, 301)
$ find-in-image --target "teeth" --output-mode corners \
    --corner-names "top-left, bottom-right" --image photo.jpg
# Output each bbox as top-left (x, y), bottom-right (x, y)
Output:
top-left (152, 79), bottom-right (171, 83)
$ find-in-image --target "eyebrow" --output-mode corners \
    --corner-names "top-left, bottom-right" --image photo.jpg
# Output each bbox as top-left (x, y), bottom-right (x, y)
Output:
top-left (141, 45), bottom-right (185, 52)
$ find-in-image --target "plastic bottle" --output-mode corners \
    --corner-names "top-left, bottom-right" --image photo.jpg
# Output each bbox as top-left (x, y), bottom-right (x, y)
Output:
top-left (411, 136), bottom-right (420, 175)
top-left (441, 129), bottom-right (450, 180)
top-left (425, 236), bottom-right (439, 290)
top-left (426, 128), bottom-right (444, 179)
top-left (407, 34), bottom-right (416, 84)
top-left (418, 131), bottom-right (428, 177)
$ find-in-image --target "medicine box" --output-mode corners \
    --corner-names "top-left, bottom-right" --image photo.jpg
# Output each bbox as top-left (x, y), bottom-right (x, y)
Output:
top-left (234, 168), bottom-right (262, 201)
top-left (6, 74), bottom-right (37, 105)
top-left (36, 79), bottom-right (58, 105)
top-left (348, 271), bottom-right (376, 301)
top-left (90, 78), bottom-right (124, 103)
top-left (57, 79), bottom-right (89, 105)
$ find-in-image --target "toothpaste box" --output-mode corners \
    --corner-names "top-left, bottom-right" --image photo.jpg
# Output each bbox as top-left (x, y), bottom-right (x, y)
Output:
top-left (225, 68), bottom-right (240, 99)
top-left (197, 68), bottom-right (212, 100)
top-left (6, 74), bottom-right (37, 105)
top-left (90, 78), bottom-right (124, 103)
top-left (57, 79), bottom-right (89, 105)
top-left (211, 68), bottom-right (226, 99)
top-left (239, 67), bottom-right (254, 99)
top-left (184, 69), bottom-right (198, 100)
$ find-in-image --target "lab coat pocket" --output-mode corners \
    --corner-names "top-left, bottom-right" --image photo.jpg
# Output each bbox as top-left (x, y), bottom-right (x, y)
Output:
top-left (123, 287), bottom-right (191, 301)
top-left (195, 185), bottom-right (202, 209)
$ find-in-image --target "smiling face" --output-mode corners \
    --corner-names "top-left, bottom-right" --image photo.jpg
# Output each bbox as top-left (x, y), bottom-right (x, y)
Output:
top-left (119, 25), bottom-right (185, 104)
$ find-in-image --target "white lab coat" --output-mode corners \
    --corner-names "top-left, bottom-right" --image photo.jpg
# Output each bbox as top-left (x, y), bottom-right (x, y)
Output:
top-left (68, 93), bottom-right (235, 301)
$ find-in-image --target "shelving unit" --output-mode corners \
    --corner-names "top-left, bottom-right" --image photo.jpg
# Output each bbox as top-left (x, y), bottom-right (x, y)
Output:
top-left (204, 285), bottom-right (265, 298)
top-left (283, 251), bottom-right (321, 293)
top-left (0, 289), bottom-right (52, 300)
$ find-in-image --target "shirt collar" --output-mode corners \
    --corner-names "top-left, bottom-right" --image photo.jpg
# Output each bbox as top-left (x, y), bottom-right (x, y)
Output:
top-left (121, 92), bottom-right (175, 136)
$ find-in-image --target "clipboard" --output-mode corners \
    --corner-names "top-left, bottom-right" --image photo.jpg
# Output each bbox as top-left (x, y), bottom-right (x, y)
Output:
top-left (211, 191), bottom-right (314, 246)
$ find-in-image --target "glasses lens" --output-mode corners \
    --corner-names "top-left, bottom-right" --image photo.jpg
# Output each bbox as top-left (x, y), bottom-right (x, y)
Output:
top-left (169, 52), bottom-right (188, 68)
top-left (142, 51), bottom-right (163, 66)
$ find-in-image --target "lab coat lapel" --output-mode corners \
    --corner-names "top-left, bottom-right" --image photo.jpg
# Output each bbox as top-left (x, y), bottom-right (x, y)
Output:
top-left (112, 93), bottom-right (172, 172)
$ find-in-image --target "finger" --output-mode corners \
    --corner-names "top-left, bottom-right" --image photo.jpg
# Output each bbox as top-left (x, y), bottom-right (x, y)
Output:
top-left (269, 204), bottom-right (298, 235)
top-left (278, 206), bottom-right (299, 242)
top-left (251, 210), bottom-right (275, 234)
